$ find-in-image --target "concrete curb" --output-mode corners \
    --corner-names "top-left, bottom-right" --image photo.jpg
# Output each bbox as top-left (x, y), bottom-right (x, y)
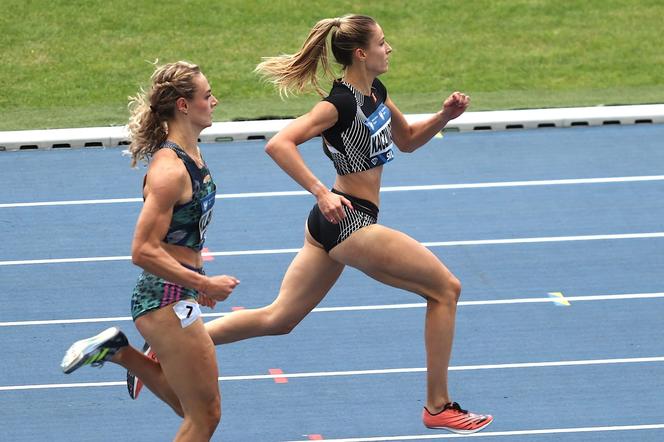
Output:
top-left (1, 104), bottom-right (663, 151)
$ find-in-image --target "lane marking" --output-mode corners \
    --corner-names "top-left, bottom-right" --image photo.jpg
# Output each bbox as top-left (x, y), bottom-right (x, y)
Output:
top-left (201, 247), bottom-right (214, 262)
top-left (269, 368), bottom-right (289, 384)
top-left (548, 291), bottom-right (571, 306)
top-left (0, 197), bottom-right (143, 208)
top-left (1, 292), bottom-right (663, 327)
top-left (283, 423), bottom-right (664, 441)
top-left (2, 232), bottom-right (663, 267)
top-left (420, 232), bottom-right (664, 248)
top-left (0, 255), bottom-right (132, 266)
top-left (2, 175), bottom-right (663, 208)
top-left (2, 356), bottom-right (662, 392)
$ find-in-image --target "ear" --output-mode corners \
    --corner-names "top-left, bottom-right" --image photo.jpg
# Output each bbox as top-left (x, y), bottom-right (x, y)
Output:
top-left (354, 47), bottom-right (367, 62)
top-left (176, 97), bottom-right (189, 114)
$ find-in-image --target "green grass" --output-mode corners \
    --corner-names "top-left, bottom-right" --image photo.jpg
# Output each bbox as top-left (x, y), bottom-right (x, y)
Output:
top-left (1, 0), bottom-right (663, 130)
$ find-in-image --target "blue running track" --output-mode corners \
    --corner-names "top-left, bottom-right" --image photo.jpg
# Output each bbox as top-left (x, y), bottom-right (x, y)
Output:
top-left (1, 124), bottom-right (663, 441)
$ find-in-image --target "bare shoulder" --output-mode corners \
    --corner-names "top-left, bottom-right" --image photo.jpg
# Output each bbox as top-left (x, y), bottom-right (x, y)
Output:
top-left (148, 148), bottom-right (186, 176)
top-left (294, 100), bottom-right (339, 131)
top-left (308, 100), bottom-right (338, 121)
top-left (144, 148), bottom-right (188, 205)
top-left (275, 101), bottom-right (339, 145)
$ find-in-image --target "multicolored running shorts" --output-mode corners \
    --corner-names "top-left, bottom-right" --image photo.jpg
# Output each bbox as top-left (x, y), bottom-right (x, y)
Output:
top-left (130, 264), bottom-right (203, 321)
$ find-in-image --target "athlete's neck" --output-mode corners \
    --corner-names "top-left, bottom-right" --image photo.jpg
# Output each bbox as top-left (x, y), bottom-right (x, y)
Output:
top-left (342, 69), bottom-right (376, 96)
top-left (166, 125), bottom-right (201, 160)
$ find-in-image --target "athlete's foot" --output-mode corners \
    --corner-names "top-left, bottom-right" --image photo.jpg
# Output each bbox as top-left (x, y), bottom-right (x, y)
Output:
top-left (422, 402), bottom-right (493, 434)
top-left (127, 341), bottom-right (157, 399)
top-left (61, 327), bottom-right (129, 374)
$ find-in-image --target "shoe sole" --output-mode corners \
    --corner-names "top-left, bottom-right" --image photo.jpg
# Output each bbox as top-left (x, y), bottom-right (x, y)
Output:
top-left (127, 342), bottom-right (154, 399)
top-left (61, 327), bottom-right (120, 374)
top-left (127, 370), bottom-right (141, 399)
top-left (425, 418), bottom-right (493, 434)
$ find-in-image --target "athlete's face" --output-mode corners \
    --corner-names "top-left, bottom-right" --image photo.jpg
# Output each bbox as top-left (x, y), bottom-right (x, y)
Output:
top-left (362, 23), bottom-right (392, 75)
top-left (187, 74), bottom-right (218, 129)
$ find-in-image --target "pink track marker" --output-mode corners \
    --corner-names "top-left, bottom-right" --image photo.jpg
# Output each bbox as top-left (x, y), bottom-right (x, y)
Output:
top-left (269, 368), bottom-right (288, 383)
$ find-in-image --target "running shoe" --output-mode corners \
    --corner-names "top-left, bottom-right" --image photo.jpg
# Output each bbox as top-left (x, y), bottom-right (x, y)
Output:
top-left (422, 402), bottom-right (493, 434)
top-left (61, 327), bottom-right (128, 374)
top-left (127, 341), bottom-right (158, 400)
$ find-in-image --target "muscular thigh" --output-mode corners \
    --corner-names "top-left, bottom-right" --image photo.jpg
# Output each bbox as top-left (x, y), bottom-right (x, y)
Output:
top-left (329, 224), bottom-right (454, 298)
top-left (135, 303), bottom-right (219, 408)
top-left (268, 230), bottom-right (345, 320)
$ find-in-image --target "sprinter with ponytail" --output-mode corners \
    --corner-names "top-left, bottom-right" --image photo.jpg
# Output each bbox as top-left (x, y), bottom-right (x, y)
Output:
top-left (61, 61), bottom-right (239, 441)
top-left (219, 14), bottom-right (493, 434)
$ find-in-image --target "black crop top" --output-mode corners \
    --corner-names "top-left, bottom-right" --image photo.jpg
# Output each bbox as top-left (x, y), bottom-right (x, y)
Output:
top-left (322, 78), bottom-right (395, 175)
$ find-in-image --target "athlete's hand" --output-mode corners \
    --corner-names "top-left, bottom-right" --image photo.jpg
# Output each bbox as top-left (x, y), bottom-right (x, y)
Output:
top-left (317, 191), bottom-right (353, 224)
top-left (198, 293), bottom-right (217, 309)
top-left (203, 275), bottom-right (240, 301)
top-left (441, 91), bottom-right (470, 121)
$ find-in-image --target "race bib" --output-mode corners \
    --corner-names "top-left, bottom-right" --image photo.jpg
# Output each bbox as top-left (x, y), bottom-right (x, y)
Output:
top-left (364, 102), bottom-right (394, 166)
top-left (198, 191), bottom-right (215, 245)
top-left (173, 300), bottom-right (201, 328)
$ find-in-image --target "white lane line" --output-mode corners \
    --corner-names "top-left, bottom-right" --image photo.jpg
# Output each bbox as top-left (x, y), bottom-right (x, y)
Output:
top-left (421, 232), bottom-right (664, 247)
top-left (1, 292), bottom-right (662, 327)
top-left (0, 255), bottom-right (133, 266)
top-left (2, 356), bottom-right (662, 392)
top-left (0, 197), bottom-right (142, 208)
top-left (2, 232), bottom-right (663, 267)
top-left (1, 175), bottom-right (663, 208)
top-left (283, 423), bottom-right (664, 442)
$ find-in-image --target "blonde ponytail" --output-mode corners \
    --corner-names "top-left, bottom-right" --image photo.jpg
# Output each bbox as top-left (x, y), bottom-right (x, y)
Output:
top-left (256, 15), bottom-right (377, 97)
top-left (255, 18), bottom-right (339, 97)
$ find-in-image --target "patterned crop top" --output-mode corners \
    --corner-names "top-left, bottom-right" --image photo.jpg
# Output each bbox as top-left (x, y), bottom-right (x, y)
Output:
top-left (150, 141), bottom-right (216, 252)
top-left (321, 78), bottom-right (394, 175)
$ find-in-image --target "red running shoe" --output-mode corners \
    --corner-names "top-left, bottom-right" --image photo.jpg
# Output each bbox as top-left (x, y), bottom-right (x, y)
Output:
top-left (127, 342), bottom-right (158, 400)
top-left (423, 402), bottom-right (493, 434)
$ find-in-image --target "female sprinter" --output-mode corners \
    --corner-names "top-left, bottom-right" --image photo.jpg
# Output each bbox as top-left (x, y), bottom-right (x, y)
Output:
top-left (60, 61), bottom-right (240, 442)
top-left (207, 14), bottom-right (494, 433)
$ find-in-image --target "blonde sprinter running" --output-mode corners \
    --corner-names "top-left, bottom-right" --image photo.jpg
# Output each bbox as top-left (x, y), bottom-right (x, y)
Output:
top-left (220, 15), bottom-right (494, 434)
top-left (60, 61), bottom-right (239, 441)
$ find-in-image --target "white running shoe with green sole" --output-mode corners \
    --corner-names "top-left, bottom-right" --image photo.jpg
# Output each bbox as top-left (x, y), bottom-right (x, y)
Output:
top-left (61, 327), bottom-right (128, 374)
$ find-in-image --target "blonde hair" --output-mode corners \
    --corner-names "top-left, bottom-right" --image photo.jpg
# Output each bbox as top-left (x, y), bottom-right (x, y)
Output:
top-left (127, 61), bottom-right (201, 167)
top-left (255, 14), bottom-right (377, 97)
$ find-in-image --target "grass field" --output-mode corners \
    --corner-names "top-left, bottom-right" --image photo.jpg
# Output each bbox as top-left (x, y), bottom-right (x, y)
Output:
top-left (1, 0), bottom-right (663, 130)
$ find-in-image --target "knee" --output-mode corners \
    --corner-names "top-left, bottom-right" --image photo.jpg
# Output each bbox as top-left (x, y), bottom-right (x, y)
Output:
top-left (263, 307), bottom-right (300, 336)
top-left (428, 273), bottom-right (461, 306)
top-left (201, 396), bottom-right (222, 435)
top-left (184, 398), bottom-right (220, 438)
top-left (266, 317), bottom-right (299, 336)
top-left (448, 275), bottom-right (462, 303)
top-left (210, 408), bottom-right (221, 431)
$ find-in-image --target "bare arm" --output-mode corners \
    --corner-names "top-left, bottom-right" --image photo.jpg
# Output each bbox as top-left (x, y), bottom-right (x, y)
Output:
top-left (131, 151), bottom-right (238, 300)
top-left (265, 101), bottom-right (353, 223)
top-left (387, 91), bottom-right (470, 153)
